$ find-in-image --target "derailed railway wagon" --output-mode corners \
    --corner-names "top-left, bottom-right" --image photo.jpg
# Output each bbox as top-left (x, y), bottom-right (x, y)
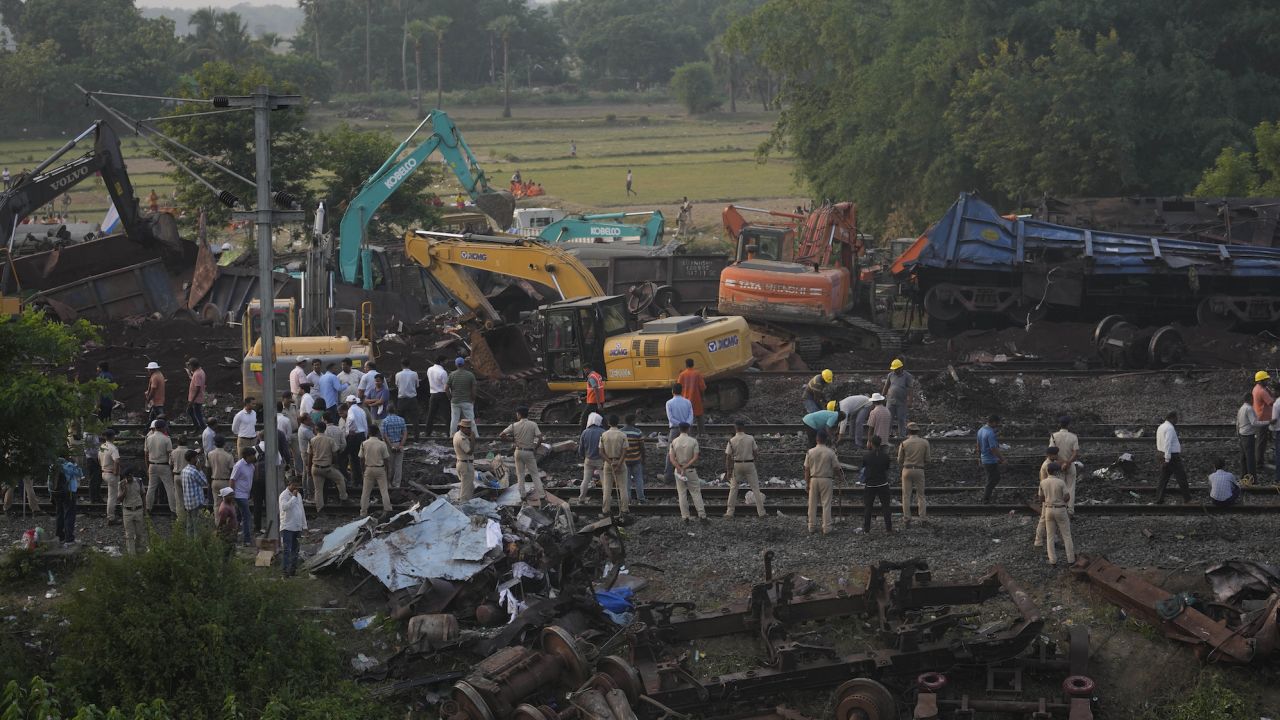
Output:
top-left (898, 192), bottom-right (1280, 336)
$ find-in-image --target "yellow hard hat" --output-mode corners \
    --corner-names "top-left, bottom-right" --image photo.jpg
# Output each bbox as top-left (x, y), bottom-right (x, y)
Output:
top-left (1257, 370), bottom-right (1271, 382)
top-left (821, 369), bottom-right (834, 383)
top-left (827, 400), bottom-right (837, 411)
top-left (890, 358), bottom-right (904, 370)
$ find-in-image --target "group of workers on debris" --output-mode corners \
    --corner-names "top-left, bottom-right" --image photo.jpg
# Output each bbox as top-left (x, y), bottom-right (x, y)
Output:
top-left (8, 350), bottom-right (1274, 572)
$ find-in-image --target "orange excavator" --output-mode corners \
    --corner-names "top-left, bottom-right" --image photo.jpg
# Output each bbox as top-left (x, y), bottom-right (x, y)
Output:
top-left (718, 203), bottom-right (901, 360)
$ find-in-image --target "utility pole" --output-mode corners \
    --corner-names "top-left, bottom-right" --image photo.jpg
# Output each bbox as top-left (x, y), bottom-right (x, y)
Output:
top-left (228, 86), bottom-right (303, 542)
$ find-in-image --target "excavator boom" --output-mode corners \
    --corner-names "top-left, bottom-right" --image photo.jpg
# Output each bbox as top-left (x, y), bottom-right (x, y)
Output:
top-left (537, 210), bottom-right (664, 246)
top-left (337, 110), bottom-right (515, 287)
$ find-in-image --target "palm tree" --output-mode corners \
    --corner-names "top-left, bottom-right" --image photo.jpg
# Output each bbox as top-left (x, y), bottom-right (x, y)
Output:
top-left (486, 16), bottom-right (518, 118)
top-left (257, 31), bottom-right (282, 53)
top-left (406, 20), bottom-right (429, 117)
top-left (212, 12), bottom-right (252, 64)
top-left (425, 16), bottom-right (452, 111)
top-left (364, 0), bottom-right (372, 94)
top-left (298, 0), bottom-right (320, 60)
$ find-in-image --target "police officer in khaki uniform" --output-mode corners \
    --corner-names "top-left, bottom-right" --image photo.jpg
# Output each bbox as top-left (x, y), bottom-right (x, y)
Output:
top-left (724, 420), bottom-right (764, 518)
top-left (454, 418), bottom-right (476, 501)
top-left (144, 419), bottom-right (183, 523)
top-left (359, 425), bottom-right (392, 516)
top-left (499, 406), bottom-right (545, 497)
top-left (598, 414), bottom-right (630, 515)
top-left (207, 435), bottom-right (235, 505)
top-left (804, 429), bottom-right (843, 534)
top-left (667, 422), bottom-right (707, 522)
top-left (98, 429), bottom-right (122, 525)
top-left (309, 421), bottom-right (348, 510)
top-left (120, 470), bottom-right (147, 555)
top-left (1034, 446), bottom-right (1060, 549)
top-left (1049, 416), bottom-right (1081, 515)
top-left (1038, 461), bottom-right (1075, 565)
top-left (896, 422), bottom-right (931, 525)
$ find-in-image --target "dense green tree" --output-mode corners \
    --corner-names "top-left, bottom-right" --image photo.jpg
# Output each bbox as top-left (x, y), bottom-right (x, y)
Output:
top-left (555, 0), bottom-right (709, 88)
top-left (670, 61), bottom-right (718, 114)
top-left (316, 123), bottom-right (440, 236)
top-left (0, 310), bottom-right (109, 492)
top-left (1195, 120), bottom-right (1280, 196)
top-left (158, 62), bottom-right (315, 226)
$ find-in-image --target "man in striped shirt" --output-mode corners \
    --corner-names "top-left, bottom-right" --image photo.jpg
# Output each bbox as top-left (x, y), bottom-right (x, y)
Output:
top-left (180, 450), bottom-right (209, 537)
top-left (622, 414), bottom-right (647, 503)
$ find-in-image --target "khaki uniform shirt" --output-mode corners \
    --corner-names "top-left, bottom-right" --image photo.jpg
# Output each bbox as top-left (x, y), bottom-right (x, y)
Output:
top-left (98, 442), bottom-right (121, 475)
top-left (359, 437), bottom-right (390, 467)
top-left (1039, 458), bottom-right (1058, 482)
top-left (669, 434), bottom-right (700, 466)
top-left (1039, 474), bottom-right (1069, 507)
top-left (309, 433), bottom-right (337, 467)
top-left (121, 477), bottom-right (144, 507)
top-left (897, 436), bottom-right (931, 467)
top-left (502, 418), bottom-right (541, 450)
top-left (453, 432), bottom-right (473, 462)
top-left (804, 445), bottom-right (840, 479)
top-left (169, 446), bottom-right (189, 474)
top-left (725, 433), bottom-right (757, 462)
top-left (144, 431), bottom-right (172, 464)
top-left (599, 427), bottom-right (628, 463)
top-left (207, 447), bottom-right (234, 479)
top-left (1051, 429), bottom-right (1080, 465)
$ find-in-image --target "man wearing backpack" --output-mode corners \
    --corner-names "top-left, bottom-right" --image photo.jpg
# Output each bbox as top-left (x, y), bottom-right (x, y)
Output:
top-left (52, 456), bottom-right (82, 544)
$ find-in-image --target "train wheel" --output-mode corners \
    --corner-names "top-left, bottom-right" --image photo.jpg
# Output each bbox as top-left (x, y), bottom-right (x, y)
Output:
top-left (1196, 297), bottom-right (1238, 331)
top-left (833, 679), bottom-right (897, 720)
top-left (923, 285), bottom-right (964, 321)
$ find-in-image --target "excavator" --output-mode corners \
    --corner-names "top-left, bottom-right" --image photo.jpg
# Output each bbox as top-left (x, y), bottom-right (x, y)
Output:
top-left (0, 121), bottom-right (183, 314)
top-left (719, 202), bottom-right (901, 361)
top-left (536, 210), bottom-right (665, 247)
top-left (338, 110), bottom-right (515, 290)
top-left (403, 229), bottom-right (752, 421)
top-left (241, 297), bottom-right (374, 401)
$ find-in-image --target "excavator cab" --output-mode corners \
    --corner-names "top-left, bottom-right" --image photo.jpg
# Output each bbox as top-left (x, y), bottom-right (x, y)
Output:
top-left (736, 226), bottom-right (790, 262)
top-left (540, 295), bottom-right (633, 381)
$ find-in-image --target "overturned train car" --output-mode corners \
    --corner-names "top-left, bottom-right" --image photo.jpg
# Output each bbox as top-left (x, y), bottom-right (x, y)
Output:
top-left (897, 193), bottom-right (1280, 336)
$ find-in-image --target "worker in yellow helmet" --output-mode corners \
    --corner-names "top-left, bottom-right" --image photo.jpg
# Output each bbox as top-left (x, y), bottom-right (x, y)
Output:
top-left (1252, 370), bottom-right (1274, 474)
top-left (882, 358), bottom-right (914, 440)
top-left (803, 369), bottom-right (834, 414)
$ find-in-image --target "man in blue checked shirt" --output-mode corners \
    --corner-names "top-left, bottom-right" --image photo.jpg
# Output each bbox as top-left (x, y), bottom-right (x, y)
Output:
top-left (381, 408), bottom-right (407, 488)
top-left (180, 449), bottom-right (209, 537)
top-left (664, 383), bottom-right (694, 483)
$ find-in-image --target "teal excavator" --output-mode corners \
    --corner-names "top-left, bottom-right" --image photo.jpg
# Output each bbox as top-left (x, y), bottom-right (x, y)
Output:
top-left (537, 210), bottom-right (664, 246)
top-left (338, 110), bottom-right (515, 288)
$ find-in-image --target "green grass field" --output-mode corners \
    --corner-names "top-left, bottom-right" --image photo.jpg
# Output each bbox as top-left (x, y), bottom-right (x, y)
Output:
top-left (0, 102), bottom-right (805, 231)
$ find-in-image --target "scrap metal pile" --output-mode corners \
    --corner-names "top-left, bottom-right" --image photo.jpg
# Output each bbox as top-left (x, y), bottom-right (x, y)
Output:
top-left (324, 509), bottom-right (1101, 720)
top-left (1073, 555), bottom-right (1280, 664)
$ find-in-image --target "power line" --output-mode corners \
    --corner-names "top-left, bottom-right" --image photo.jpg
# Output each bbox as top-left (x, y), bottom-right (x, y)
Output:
top-left (85, 90), bottom-right (215, 105)
top-left (139, 107), bottom-right (251, 123)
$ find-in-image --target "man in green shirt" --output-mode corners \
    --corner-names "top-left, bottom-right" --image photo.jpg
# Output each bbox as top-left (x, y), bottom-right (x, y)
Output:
top-left (447, 356), bottom-right (479, 437)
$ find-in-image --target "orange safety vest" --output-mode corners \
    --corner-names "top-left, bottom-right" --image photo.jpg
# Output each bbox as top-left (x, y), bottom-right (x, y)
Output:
top-left (586, 371), bottom-right (605, 404)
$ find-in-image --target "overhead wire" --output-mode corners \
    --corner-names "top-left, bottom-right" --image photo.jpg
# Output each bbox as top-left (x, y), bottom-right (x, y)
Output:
top-left (139, 107), bottom-right (251, 123)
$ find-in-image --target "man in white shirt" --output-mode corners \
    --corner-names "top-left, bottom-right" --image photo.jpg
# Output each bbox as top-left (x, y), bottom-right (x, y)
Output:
top-left (357, 360), bottom-right (379, 400)
top-left (278, 479), bottom-right (307, 577)
top-left (337, 358), bottom-right (364, 388)
top-left (425, 355), bottom-right (450, 437)
top-left (231, 397), bottom-right (258, 456)
top-left (276, 399), bottom-right (296, 479)
top-left (345, 396), bottom-right (370, 482)
top-left (395, 357), bottom-right (421, 440)
top-left (1155, 411), bottom-right (1190, 504)
top-left (288, 356), bottom-right (309, 404)
top-left (201, 419), bottom-right (218, 455)
top-left (305, 359), bottom-right (323, 389)
top-left (298, 383), bottom-right (316, 420)
top-left (837, 394), bottom-right (872, 450)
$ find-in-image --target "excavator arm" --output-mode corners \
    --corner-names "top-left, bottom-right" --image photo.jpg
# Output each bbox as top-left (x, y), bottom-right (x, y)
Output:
top-left (0, 122), bottom-right (157, 251)
top-left (403, 230), bottom-right (605, 322)
top-left (538, 210), bottom-right (665, 246)
top-left (337, 110), bottom-right (515, 287)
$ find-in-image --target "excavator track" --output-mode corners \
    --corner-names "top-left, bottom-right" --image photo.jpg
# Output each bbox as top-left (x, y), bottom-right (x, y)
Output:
top-left (834, 314), bottom-right (904, 351)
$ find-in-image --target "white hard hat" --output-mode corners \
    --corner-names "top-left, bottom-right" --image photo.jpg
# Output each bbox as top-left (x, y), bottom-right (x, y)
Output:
top-left (870, 392), bottom-right (886, 402)
top-left (345, 395), bottom-right (358, 403)
top-left (296, 356), bottom-right (308, 363)
top-left (145, 361), bottom-right (161, 370)
top-left (219, 486), bottom-right (234, 497)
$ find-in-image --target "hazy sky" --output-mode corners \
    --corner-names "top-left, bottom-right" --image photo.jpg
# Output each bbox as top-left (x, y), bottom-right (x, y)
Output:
top-left (136, 0), bottom-right (292, 8)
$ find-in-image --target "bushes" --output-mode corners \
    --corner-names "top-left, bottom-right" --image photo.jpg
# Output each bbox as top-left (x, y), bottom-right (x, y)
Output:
top-left (669, 62), bottom-right (718, 114)
top-left (55, 533), bottom-right (363, 718)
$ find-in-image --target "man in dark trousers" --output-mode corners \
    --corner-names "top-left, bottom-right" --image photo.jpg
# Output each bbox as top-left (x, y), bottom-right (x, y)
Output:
top-left (977, 415), bottom-right (1005, 504)
top-left (860, 435), bottom-right (892, 534)
top-left (1156, 411), bottom-right (1191, 504)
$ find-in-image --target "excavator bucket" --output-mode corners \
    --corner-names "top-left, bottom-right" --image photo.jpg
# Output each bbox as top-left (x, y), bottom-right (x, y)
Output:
top-left (468, 325), bottom-right (538, 379)
top-left (474, 190), bottom-right (516, 230)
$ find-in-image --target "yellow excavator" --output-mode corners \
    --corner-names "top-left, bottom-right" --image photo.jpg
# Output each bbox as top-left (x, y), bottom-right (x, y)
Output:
top-left (241, 298), bottom-right (375, 401)
top-left (404, 230), bottom-right (752, 421)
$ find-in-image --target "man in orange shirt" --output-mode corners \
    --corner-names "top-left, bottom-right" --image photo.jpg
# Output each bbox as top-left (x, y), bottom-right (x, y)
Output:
top-left (1253, 370), bottom-right (1275, 471)
top-left (583, 363), bottom-right (606, 426)
top-left (678, 358), bottom-right (707, 436)
top-left (144, 361), bottom-right (166, 421)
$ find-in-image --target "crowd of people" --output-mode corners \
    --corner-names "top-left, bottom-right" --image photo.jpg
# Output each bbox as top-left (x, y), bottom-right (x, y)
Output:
top-left (7, 350), bottom-right (1274, 573)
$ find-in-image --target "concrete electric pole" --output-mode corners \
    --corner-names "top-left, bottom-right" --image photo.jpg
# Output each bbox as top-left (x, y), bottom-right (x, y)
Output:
top-left (228, 86), bottom-right (304, 542)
